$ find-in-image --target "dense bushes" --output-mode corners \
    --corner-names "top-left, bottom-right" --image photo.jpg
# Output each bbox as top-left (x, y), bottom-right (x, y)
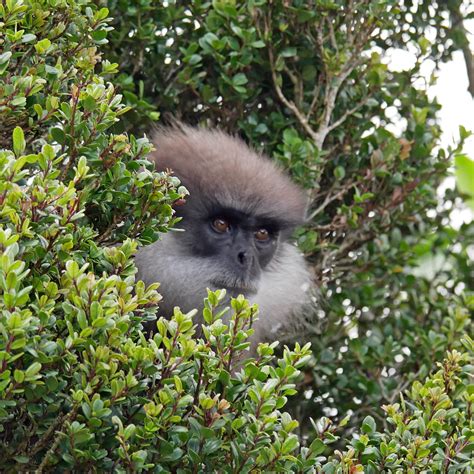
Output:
top-left (104, 0), bottom-right (473, 439)
top-left (0, 0), bottom-right (473, 471)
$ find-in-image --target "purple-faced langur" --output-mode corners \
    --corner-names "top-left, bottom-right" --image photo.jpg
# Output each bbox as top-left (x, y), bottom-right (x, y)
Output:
top-left (135, 125), bottom-right (311, 344)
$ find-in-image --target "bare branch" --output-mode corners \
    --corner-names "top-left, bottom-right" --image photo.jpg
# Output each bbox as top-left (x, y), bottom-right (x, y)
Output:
top-left (266, 31), bottom-right (320, 142)
top-left (283, 63), bottom-right (304, 108)
top-left (308, 181), bottom-right (354, 220)
top-left (345, 0), bottom-right (355, 44)
top-left (448, 4), bottom-right (474, 97)
top-left (264, 8), bottom-right (374, 150)
top-left (283, 63), bottom-right (298, 87)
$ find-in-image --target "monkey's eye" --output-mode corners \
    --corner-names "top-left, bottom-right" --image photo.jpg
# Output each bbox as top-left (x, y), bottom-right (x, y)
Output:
top-left (255, 228), bottom-right (270, 242)
top-left (212, 218), bottom-right (231, 233)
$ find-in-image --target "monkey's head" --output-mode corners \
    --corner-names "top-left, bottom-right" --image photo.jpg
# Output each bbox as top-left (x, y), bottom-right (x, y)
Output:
top-left (149, 125), bottom-right (306, 297)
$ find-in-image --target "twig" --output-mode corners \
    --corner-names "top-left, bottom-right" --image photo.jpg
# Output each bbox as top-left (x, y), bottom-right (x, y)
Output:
top-left (35, 409), bottom-right (77, 473)
top-left (267, 45), bottom-right (320, 143)
top-left (448, 4), bottom-right (474, 97)
top-left (308, 180), bottom-right (354, 219)
top-left (306, 81), bottom-right (321, 119)
top-left (326, 16), bottom-right (338, 52)
top-left (283, 64), bottom-right (303, 108)
top-left (326, 95), bottom-right (370, 133)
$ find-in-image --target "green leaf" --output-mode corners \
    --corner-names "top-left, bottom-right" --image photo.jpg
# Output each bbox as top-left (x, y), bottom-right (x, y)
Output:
top-left (232, 73), bottom-right (248, 86)
top-left (11, 97), bottom-right (26, 107)
top-left (281, 47), bottom-right (297, 57)
top-left (45, 65), bottom-right (60, 75)
top-left (361, 416), bottom-right (376, 434)
top-left (13, 126), bottom-right (26, 156)
top-left (282, 435), bottom-right (299, 454)
top-left (309, 438), bottom-right (327, 456)
top-left (334, 165), bottom-right (345, 180)
top-left (455, 154), bottom-right (474, 204)
top-left (21, 33), bottom-right (36, 43)
top-left (188, 54), bottom-right (202, 65)
top-left (0, 51), bottom-right (12, 64)
top-left (50, 127), bottom-right (66, 144)
top-left (95, 7), bottom-right (109, 21)
top-left (14, 370), bottom-right (25, 383)
top-left (34, 38), bottom-right (51, 54)
top-left (25, 362), bottom-right (42, 378)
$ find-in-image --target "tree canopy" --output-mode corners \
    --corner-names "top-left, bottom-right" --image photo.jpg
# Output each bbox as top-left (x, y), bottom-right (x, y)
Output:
top-left (0, 0), bottom-right (472, 471)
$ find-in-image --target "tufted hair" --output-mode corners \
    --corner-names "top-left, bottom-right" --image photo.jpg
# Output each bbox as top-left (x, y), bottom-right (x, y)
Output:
top-left (150, 125), bottom-right (306, 229)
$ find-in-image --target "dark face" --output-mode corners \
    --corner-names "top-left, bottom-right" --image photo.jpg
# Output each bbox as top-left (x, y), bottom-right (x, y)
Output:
top-left (178, 206), bottom-right (280, 294)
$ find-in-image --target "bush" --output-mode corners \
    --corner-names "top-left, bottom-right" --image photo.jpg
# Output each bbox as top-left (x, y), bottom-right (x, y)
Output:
top-left (0, 1), bottom-right (317, 470)
top-left (104, 0), bottom-right (474, 437)
top-left (0, 0), bottom-right (473, 472)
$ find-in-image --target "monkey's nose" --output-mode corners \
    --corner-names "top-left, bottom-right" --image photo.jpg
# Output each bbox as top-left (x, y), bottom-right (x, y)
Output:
top-left (237, 251), bottom-right (247, 266)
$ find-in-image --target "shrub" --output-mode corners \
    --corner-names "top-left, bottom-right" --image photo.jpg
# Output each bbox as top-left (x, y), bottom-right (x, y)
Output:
top-left (0, 0), bottom-right (472, 472)
top-left (0, 1), bottom-right (314, 470)
top-left (104, 0), bottom-right (474, 437)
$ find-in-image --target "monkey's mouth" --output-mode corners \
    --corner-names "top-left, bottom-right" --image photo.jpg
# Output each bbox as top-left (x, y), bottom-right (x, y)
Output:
top-left (210, 278), bottom-right (258, 295)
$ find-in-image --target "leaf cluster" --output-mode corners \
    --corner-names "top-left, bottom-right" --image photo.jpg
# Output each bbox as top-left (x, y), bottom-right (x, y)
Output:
top-left (103, 0), bottom-right (473, 439)
top-left (0, 0), bottom-right (473, 472)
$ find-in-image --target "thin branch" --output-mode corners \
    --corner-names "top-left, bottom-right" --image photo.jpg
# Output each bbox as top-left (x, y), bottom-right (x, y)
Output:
top-left (96, 214), bottom-right (121, 244)
top-left (264, 7), bottom-right (373, 151)
top-left (267, 44), bottom-right (319, 143)
top-left (263, 12), bottom-right (320, 143)
top-left (28, 413), bottom-right (64, 458)
top-left (306, 81), bottom-right (321, 119)
top-left (326, 95), bottom-right (369, 133)
top-left (345, 0), bottom-right (355, 44)
top-left (326, 16), bottom-right (338, 52)
top-left (314, 54), bottom-right (366, 148)
top-left (283, 63), bottom-right (299, 87)
top-left (283, 63), bottom-right (303, 108)
top-left (448, 4), bottom-right (474, 97)
top-left (308, 181), bottom-right (354, 220)
top-left (35, 409), bottom-right (77, 473)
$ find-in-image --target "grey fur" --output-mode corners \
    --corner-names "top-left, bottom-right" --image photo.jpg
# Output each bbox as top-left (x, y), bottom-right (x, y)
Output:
top-left (135, 125), bottom-right (311, 345)
top-left (136, 232), bottom-right (311, 343)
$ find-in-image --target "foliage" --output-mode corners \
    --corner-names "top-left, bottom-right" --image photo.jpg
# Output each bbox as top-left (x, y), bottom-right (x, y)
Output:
top-left (0, 0), bottom-right (182, 244)
top-left (0, 213), bottom-right (313, 470)
top-left (322, 337), bottom-right (474, 473)
top-left (1, 0), bottom-right (473, 471)
top-left (456, 154), bottom-right (474, 210)
top-left (104, 0), bottom-right (474, 438)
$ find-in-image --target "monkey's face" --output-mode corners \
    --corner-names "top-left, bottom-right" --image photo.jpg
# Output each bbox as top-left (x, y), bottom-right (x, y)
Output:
top-left (136, 126), bottom-right (309, 330)
top-left (179, 206), bottom-right (280, 295)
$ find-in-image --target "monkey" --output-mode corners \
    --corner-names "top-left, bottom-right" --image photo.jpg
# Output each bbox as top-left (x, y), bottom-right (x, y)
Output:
top-left (135, 125), bottom-right (311, 346)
